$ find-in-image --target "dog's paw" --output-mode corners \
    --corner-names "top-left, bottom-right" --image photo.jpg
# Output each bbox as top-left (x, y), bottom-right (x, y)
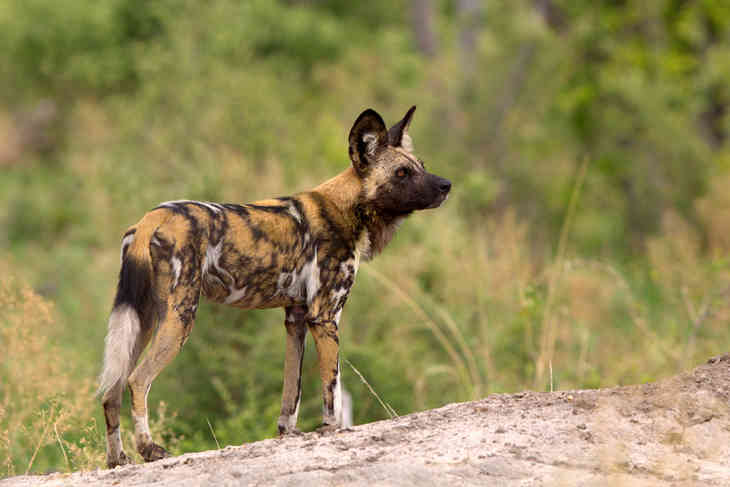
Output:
top-left (106, 450), bottom-right (132, 469)
top-left (139, 442), bottom-right (170, 462)
top-left (278, 426), bottom-right (304, 437)
top-left (315, 423), bottom-right (341, 435)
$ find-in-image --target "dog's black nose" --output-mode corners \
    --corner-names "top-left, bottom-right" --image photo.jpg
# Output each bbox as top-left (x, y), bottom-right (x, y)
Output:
top-left (439, 179), bottom-right (451, 194)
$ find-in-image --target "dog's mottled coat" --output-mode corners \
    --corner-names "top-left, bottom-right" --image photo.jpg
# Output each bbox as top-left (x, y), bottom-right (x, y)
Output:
top-left (98, 107), bottom-right (451, 468)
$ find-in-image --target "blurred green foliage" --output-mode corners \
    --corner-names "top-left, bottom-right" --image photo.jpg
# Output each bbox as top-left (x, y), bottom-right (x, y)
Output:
top-left (2, 0), bottom-right (730, 475)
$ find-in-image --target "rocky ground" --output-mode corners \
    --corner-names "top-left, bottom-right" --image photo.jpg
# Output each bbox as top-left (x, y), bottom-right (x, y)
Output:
top-left (3, 354), bottom-right (730, 486)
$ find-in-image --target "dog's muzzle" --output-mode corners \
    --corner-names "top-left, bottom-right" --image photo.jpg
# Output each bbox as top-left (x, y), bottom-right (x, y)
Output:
top-left (427, 176), bottom-right (451, 209)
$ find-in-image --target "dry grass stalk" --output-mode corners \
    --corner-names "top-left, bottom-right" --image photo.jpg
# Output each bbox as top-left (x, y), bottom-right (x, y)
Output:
top-left (345, 359), bottom-right (398, 419)
top-left (534, 156), bottom-right (589, 390)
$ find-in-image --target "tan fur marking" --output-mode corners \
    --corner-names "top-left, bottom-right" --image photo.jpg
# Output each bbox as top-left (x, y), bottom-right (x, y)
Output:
top-left (312, 168), bottom-right (361, 217)
top-left (278, 313), bottom-right (307, 432)
top-left (308, 319), bottom-right (340, 424)
top-left (125, 209), bottom-right (172, 261)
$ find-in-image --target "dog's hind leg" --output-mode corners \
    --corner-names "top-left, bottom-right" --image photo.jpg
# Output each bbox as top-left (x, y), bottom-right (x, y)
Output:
top-left (278, 305), bottom-right (308, 435)
top-left (127, 253), bottom-right (200, 462)
top-left (102, 379), bottom-right (130, 467)
top-left (102, 325), bottom-right (152, 467)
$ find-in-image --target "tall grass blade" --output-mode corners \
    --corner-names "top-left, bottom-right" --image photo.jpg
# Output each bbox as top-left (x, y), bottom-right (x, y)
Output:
top-left (345, 359), bottom-right (398, 419)
top-left (535, 156), bottom-right (589, 390)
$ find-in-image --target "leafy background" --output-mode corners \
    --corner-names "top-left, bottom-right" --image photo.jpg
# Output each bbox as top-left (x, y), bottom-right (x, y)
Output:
top-left (1, 0), bottom-right (729, 475)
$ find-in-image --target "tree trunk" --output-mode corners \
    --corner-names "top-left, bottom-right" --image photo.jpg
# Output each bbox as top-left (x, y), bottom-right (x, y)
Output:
top-left (412, 0), bottom-right (437, 57)
top-left (458, 0), bottom-right (481, 76)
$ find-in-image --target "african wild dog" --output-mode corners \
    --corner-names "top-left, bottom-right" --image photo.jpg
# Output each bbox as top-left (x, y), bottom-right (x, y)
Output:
top-left (98, 106), bottom-right (451, 468)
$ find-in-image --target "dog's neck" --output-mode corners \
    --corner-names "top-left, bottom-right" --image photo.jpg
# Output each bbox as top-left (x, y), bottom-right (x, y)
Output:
top-left (313, 167), bottom-right (362, 213)
top-left (353, 204), bottom-right (406, 261)
top-left (313, 167), bottom-right (406, 261)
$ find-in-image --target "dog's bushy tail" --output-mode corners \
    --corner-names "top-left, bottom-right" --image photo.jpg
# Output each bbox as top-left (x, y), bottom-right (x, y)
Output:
top-left (98, 300), bottom-right (143, 398)
top-left (98, 211), bottom-right (166, 399)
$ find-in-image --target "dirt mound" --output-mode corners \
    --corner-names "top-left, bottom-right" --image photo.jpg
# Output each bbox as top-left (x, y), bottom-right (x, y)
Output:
top-left (4, 354), bottom-right (730, 486)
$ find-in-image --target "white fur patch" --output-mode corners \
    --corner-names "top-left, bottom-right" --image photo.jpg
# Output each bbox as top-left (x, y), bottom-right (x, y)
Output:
top-left (171, 256), bottom-right (182, 289)
top-left (362, 133), bottom-right (379, 157)
top-left (277, 381), bottom-right (303, 432)
top-left (225, 286), bottom-right (248, 304)
top-left (277, 271), bottom-right (294, 296)
top-left (159, 199), bottom-right (190, 207)
top-left (334, 365), bottom-right (343, 424)
top-left (120, 233), bottom-right (135, 264)
top-left (293, 394), bottom-right (301, 426)
top-left (330, 286), bottom-right (348, 303)
top-left (278, 248), bottom-right (320, 304)
top-left (98, 305), bottom-right (141, 398)
top-left (106, 428), bottom-right (124, 460)
top-left (159, 200), bottom-right (223, 214)
top-left (287, 203), bottom-right (302, 223)
top-left (285, 394), bottom-right (301, 431)
top-left (355, 231), bottom-right (370, 262)
top-left (341, 387), bottom-right (353, 428)
top-left (203, 241), bottom-right (250, 303)
top-left (198, 202), bottom-right (223, 214)
top-left (203, 241), bottom-right (234, 285)
top-left (202, 242), bottom-right (218, 276)
top-left (334, 308), bottom-right (343, 325)
top-left (401, 133), bottom-right (414, 153)
top-left (323, 362), bottom-right (343, 426)
top-left (133, 414), bottom-right (151, 441)
top-left (339, 257), bottom-right (359, 278)
top-left (303, 248), bottom-right (320, 303)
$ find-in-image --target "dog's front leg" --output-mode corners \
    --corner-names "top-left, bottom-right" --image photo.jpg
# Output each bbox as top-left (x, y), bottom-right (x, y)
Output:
top-left (308, 314), bottom-right (342, 431)
top-left (278, 305), bottom-right (308, 435)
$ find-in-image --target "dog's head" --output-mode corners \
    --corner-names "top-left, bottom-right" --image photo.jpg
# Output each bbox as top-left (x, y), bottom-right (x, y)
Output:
top-left (348, 107), bottom-right (451, 217)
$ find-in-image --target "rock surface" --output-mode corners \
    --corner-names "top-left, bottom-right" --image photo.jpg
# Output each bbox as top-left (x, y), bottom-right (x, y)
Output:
top-left (3, 355), bottom-right (730, 486)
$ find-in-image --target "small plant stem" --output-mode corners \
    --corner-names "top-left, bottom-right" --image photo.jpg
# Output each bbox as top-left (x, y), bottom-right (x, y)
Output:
top-left (364, 266), bottom-right (474, 399)
top-left (549, 360), bottom-right (554, 393)
top-left (206, 418), bottom-right (220, 450)
top-left (26, 410), bottom-right (54, 474)
top-left (53, 421), bottom-right (70, 472)
top-left (345, 359), bottom-right (398, 418)
top-left (535, 156), bottom-right (589, 390)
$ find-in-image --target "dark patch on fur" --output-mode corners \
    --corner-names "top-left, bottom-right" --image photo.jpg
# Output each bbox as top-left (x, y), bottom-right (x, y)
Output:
top-left (326, 377), bottom-right (338, 397)
top-left (374, 172), bottom-right (450, 217)
top-left (222, 203), bottom-right (250, 216)
top-left (113, 257), bottom-right (152, 325)
top-left (348, 108), bottom-right (388, 176)
top-left (103, 399), bottom-right (121, 433)
top-left (106, 450), bottom-right (131, 468)
top-left (387, 105), bottom-right (416, 147)
top-left (138, 442), bottom-right (169, 462)
top-left (247, 203), bottom-right (288, 214)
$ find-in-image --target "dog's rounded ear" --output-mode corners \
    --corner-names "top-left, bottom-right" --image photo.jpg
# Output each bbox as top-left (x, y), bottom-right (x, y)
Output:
top-left (388, 106), bottom-right (416, 152)
top-left (348, 109), bottom-right (388, 176)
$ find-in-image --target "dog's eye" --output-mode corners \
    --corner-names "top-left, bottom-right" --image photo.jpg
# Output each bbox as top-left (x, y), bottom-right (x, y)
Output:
top-left (396, 167), bottom-right (409, 179)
